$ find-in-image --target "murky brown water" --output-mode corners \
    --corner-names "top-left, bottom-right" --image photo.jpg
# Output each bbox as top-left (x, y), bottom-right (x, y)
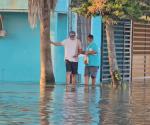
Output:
top-left (0, 81), bottom-right (150, 125)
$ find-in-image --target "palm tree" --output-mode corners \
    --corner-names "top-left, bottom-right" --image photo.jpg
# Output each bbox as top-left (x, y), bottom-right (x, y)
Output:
top-left (28, 0), bottom-right (56, 85)
top-left (72, 0), bottom-right (150, 85)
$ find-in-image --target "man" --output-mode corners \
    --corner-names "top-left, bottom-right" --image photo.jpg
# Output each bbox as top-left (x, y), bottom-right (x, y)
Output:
top-left (50, 31), bottom-right (82, 84)
top-left (84, 34), bottom-right (99, 86)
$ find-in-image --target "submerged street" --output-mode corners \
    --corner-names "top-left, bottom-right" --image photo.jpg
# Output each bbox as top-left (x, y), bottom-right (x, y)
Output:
top-left (0, 81), bottom-right (150, 125)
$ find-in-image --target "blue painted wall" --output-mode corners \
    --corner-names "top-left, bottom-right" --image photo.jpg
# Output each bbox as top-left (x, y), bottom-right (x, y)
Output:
top-left (52, 13), bottom-right (68, 83)
top-left (91, 16), bottom-right (102, 83)
top-left (0, 0), bottom-right (102, 84)
top-left (0, 0), bottom-right (68, 12)
top-left (0, 12), bottom-right (40, 83)
top-left (0, 0), bottom-right (70, 84)
top-left (0, 12), bottom-right (70, 84)
top-left (55, 0), bottom-right (69, 12)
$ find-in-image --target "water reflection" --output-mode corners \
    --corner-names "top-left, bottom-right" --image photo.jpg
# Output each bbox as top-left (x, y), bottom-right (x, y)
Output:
top-left (65, 84), bottom-right (76, 92)
top-left (130, 80), bottom-right (150, 125)
top-left (100, 80), bottom-right (150, 125)
top-left (39, 84), bottom-right (100, 125)
top-left (40, 84), bottom-right (54, 125)
top-left (100, 84), bottom-right (131, 125)
top-left (63, 84), bottom-right (92, 124)
top-left (1, 82), bottom-right (150, 125)
top-left (0, 83), bottom-right (40, 125)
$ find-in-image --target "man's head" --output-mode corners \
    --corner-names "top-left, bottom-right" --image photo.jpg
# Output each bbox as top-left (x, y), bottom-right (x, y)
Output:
top-left (69, 31), bottom-right (76, 40)
top-left (87, 34), bottom-right (94, 43)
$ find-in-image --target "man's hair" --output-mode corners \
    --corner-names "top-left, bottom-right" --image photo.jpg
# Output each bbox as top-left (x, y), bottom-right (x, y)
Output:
top-left (69, 31), bottom-right (76, 36)
top-left (88, 34), bottom-right (94, 39)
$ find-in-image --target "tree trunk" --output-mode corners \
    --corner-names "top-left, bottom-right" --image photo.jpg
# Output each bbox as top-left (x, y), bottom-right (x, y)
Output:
top-left (105, 19), bottom-right (119, 85)
top-left (40, 0), bottom-right (55, 85)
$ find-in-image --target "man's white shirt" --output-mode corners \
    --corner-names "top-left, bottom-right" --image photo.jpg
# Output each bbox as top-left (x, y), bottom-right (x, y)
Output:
top-left (61, 38), bottom-right (82, 62)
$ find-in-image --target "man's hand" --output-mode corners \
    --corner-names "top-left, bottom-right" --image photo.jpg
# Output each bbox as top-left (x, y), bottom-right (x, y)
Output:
top-left (85, 50), bottom-right (96, 55)
top-left (49, 41), bottom-right (54, 44)
top-left (73, 54), bottom-right (79, 58)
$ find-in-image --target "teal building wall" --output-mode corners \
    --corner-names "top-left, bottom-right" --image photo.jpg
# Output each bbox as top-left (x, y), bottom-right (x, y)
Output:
top-left (52, 13), bottom-right (68, 83)
top-left (0, 0), bottom-right (102, 84)
top-left (0, 0), bottom-right (70, 84)
top-left (91, 16), bottom-right (102, 83)
top-left (0, 12), bottom-right (40, 83)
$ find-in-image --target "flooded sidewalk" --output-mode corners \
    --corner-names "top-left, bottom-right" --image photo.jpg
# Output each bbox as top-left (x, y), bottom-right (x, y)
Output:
top-left (0, 82), bottom-right (150, 125)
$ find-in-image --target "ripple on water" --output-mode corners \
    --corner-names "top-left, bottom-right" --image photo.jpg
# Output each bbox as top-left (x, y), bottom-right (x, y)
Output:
top-left (0, 82), bottom-right (150, 125)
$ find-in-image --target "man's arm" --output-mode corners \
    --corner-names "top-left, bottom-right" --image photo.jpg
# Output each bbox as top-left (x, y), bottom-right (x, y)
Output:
top-left (80, 50), bottom-right (86, 54)
top-left (85, 44), bottom-right (98, 55)
top-left (77, 40), bottom-right (83, 54)
top-left (85, 50), bottom-right (97, 55)
top-left (50, 41), bottom-right (63, 46)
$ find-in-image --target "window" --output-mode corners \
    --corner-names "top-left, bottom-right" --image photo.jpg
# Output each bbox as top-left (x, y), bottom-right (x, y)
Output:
top-left (0, 15), bottom-right (6, 37)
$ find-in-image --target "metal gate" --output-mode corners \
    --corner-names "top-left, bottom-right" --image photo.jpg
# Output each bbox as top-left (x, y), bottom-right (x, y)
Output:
top-left (101, 20), bottom-right (132, 83)
top-left (132, 22), bottom-right (150, 81)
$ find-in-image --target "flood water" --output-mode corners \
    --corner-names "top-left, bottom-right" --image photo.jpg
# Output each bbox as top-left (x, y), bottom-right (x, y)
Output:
top-left (0, 81), bottom-right (150, 125)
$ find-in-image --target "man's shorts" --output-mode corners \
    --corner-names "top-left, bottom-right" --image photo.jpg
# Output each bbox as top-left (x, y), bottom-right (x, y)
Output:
top-left (65, 60), bottom-right (78, 74)
top-left (84, 66), bottom-right (99, 78)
